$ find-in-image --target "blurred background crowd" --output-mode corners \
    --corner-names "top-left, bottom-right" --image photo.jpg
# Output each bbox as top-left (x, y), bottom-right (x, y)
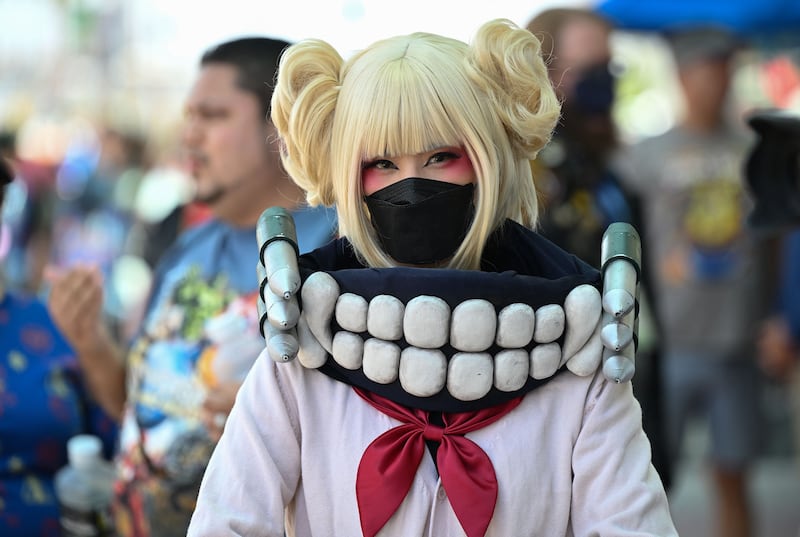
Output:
top-left (2, 0), bottom-right (800, 536)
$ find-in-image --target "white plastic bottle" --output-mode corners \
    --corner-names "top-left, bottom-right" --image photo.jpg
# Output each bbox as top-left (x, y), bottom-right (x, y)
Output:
top-left (204, 309), bottom-right (264, 384)
top-left (54, 434), bottom-right (116, 537)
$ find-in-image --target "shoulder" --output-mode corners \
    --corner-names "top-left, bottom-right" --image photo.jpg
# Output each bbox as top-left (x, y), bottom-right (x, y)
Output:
top-left (291, 204), bottom-right (338, 254)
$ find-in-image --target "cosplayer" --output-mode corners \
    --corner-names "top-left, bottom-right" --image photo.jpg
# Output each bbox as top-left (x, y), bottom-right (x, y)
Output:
top-left (188, 19), bottom-right (676, 537)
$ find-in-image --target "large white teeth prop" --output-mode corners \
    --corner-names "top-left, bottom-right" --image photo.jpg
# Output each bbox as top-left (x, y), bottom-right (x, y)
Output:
top-left (447, 352), bottom-right (494, 401)
top-left (562, 284), bottom-right (602, 361)
top-left (335, 293), bottom-right (368, 333)
top-left (533, 304), bottom-right (565, 343)
top-left (287, 281), bottom-right (621, 400)
top-left (362, 338), bottom-right (401, 384)
top-left (450, 299), bottom-right (497, 352)
top-left (332, 331), bottom-right (364, 370)
top-left (301, 271), bottom-right (339, 352)
top-left (258, 209), bottom-right (643, 400)
top-left (399, 348), bottom-right (447, 397)
top-left (296, 314), bottom-right (328, 368)
top-left (530, 342), bottom-right (562, 379)
top-left (496, 303), bottom-right (535, 348)
top-left (564, 315), bottom-right (604, 377)
top-left (404, 296), bottom-right (450, 348)
top-left (494, 349), bottom-right (529, 391)
top-left (367, 295), bottom-right (405, 341)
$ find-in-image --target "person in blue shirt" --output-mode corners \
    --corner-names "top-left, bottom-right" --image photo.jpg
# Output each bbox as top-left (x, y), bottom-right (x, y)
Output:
top-left (46, 37), bottom-right (337, 537)
top-left (0, 156), bottom-right (117, 536)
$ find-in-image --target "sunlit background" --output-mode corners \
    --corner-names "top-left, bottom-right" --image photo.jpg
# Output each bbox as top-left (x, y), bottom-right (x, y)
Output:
top-left (1, 0), bottom-right (799, 314)
top-left (2, 3), bottom-right (800, 534)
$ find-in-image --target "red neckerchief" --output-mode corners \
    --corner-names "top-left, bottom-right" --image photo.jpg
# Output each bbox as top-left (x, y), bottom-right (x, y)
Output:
top-left (354, 387), bottom-right (523, 537)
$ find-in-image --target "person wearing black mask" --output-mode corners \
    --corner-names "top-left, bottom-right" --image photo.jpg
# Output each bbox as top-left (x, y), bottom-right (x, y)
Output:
top-left (526, 7), bottom-right (672, 491)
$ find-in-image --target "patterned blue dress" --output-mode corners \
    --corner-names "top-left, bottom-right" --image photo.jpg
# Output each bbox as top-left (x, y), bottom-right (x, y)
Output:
top-left (0, 291), bottom-right (117, 536)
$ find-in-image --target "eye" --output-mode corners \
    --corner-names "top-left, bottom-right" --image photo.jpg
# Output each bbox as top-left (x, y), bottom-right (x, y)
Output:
top-left (426, 151), bottom-right (460, 165)
top-left (196, 106), bottom-right (228, 121)
top-left (362, 159), bottom-right (396, 170)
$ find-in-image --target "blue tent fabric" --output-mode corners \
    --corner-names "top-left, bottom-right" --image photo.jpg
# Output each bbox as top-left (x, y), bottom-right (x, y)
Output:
top-left (595, 0), bottom-right (800, 36)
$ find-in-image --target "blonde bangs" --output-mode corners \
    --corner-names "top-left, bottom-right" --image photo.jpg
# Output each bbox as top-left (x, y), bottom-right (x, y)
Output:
top-left (342, 40), bottom-right (474, 162)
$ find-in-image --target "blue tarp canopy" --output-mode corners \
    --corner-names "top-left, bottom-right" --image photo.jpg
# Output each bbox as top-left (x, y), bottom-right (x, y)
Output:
top-left (595, 0), bottom-right (800, 37)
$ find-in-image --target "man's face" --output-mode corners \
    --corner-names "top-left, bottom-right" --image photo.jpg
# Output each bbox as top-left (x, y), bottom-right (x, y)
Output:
top-left (181, 63), bottom-right (271, 208)
top-left (555, 18), bottom-right (611, 101)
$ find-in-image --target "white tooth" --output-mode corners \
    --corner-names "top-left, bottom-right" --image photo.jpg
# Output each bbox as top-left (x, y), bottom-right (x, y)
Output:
top-left (331, 331), bottom-right (364, 370)
top-left (533, 304), bottom-right (565, 343)
top-left (496, 303), bottom-right (535, 348)
top-left (367, 295), bottom-right (405, 341)
top-left (296, 314), bottom-right (328, 369)
top-left (301, 271), bottom-right (340, 352)
top-left (494, 349), bottom-right (529, 391)
top-left (399, 347), bottom-right (447, 397)
top-left (362, 338), bottom-right (401, 384)
top-left (450, 299), bottom-right (496, 352)
top-left (404, 295), bottom-right (450, 349)
top-left (447, 352), bottom-right (493, 401)
top-left (562, 284), bottom-right (602, 360)
top-left (530, 342), bottom-right (562, 379)
top-left (336, 293), bottom-right (369, 333)
top-left (565, 315), bottom-right (603, 377)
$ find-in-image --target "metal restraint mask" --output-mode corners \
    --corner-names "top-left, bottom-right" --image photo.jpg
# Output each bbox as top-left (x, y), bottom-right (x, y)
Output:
top-left (364, 177), bottom-right (475, 265)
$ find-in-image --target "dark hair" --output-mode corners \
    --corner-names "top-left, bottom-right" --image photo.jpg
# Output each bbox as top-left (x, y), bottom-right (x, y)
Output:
top-left (200, 37), bottom-right (292, 119)
top-left (0, 157), bottom-right (12, 208)
top-left (526, 8), bottom-right (611, 65)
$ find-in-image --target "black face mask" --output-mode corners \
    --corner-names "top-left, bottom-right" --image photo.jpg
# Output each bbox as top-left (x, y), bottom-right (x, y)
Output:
top-left (364, 178), bottom-right (475, 265)
top-left (571, 63), bottom-right (615, 117)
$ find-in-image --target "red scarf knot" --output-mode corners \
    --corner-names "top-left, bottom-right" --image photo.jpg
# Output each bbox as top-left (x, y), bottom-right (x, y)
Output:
top-left (354, 387), bottom-right (523, 537)
top-left (423, 423), bottom-right (444, 443)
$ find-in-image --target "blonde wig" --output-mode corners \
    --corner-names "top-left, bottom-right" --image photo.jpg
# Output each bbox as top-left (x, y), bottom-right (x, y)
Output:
top-left (271, 19), bottom-right (561, 269)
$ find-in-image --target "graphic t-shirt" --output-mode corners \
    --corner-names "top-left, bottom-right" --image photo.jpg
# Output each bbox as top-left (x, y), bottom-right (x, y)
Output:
top-left (113, 206), bottom-right (336, 537)
top-left (619, 126), bottom-right (769, 355)
top-left (0, 292), bottom-right (116, 537)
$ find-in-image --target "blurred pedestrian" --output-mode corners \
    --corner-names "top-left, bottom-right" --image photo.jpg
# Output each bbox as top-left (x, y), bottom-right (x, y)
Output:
top-left (47, 37), bottom-right (337, 537)
top-left (0, 156), bottom-right (117, 536)
top-left (618, 27), bottom-right (770, 537)
top-left (526, 7), bottom-right (672, 490)
top-left (759, 229), bottom-right (800, 463)
top-left (49, 127), bottom-right (148, 339)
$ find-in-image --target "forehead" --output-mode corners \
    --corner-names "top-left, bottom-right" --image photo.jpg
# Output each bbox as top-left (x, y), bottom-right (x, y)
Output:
top-left (557, 18), bottom-right (610, 69)
top-left (185, 63), bottom-right (248, 107)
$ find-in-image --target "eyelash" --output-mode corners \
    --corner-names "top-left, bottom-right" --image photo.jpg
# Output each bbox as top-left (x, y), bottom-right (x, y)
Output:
top-left (362, 151), bottom-right (460, 170)
top-left (362, 159), bottom-right (393, 170)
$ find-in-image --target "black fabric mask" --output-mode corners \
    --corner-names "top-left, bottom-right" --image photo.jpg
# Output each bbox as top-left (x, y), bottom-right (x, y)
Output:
top-left (364, 178), bottom-right (475, 265)
top-left (572, 63), bottom-right (615, 117)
